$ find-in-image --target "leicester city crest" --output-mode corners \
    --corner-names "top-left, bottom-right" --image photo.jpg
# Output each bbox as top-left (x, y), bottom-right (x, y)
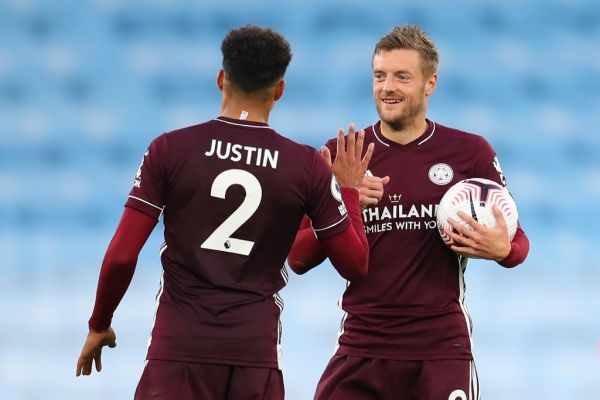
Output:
top-left (428, 163), bottom-right (453, 185)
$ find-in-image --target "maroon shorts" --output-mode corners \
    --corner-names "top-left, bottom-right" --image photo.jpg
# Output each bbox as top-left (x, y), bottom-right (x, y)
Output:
top-left (134, 359), bottom-right (284, 400)
top-left (314, 355), bottom-right (480, 400)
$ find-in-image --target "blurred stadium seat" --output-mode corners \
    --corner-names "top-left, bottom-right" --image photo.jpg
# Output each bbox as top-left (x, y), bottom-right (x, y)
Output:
top-left (1, 1), bottom-right (598, 399)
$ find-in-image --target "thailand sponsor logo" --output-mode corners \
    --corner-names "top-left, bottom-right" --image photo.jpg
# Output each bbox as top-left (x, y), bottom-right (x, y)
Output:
top-left (388, 193), bottom-right (402, 203)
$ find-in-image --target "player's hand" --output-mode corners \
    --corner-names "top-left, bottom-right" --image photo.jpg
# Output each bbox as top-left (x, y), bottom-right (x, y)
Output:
top-left (76, 327), bottom-right (117, 376)
top-left (359, 174), bottom-right (390, 207)
top-left (322, 123), bottom-right (374, 189)
top-left (445, 205), bottom-right (511, 261)
top-left (319, 145), bottom-right (333, 167)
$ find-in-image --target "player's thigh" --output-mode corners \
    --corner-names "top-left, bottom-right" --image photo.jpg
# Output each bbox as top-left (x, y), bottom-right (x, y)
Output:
top-left (135, 360), bottom-right (283, 400)
top-left (315, 355), bottom-right (422, 400)
top-left (417, 359), bottom-right (480, 400)
top-left (135, 360), bottom-right (227, 399)
top-left (229, 365), bottom-right (284, 400)
top-left (134, 360), bottom-right (182, 400)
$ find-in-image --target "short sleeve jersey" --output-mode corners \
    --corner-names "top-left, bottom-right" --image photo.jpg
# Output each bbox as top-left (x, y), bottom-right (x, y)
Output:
top-left (126, 116), bottom-right (349, 369)
top-left (325, 120), bottom-right (510, 361)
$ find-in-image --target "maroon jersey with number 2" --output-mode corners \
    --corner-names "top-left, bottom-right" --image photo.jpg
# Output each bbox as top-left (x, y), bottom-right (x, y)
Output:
top-left (125, 116), bottom-right (350, 369)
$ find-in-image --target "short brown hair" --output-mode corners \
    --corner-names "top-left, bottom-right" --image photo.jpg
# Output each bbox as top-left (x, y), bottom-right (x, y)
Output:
top-left (373, 25), bottom-right (439, 78)
top-left (221, 25), bottom-right (292, 93)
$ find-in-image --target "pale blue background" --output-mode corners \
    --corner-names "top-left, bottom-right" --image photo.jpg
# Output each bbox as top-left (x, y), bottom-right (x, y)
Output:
top-left (1, 0), bottom-right (599, 399)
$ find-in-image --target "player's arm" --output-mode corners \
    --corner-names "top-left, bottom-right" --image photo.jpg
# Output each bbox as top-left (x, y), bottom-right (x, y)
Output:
top-left (321, 187), bottom-right (369, 280)
top-left (288, 124), bottom-right (373, 281)
top-left (76, 207), bottom-right (157, 376)
top-left (497, 222), bottom-right (529, 268)
top-left (287, 216), bottom-right (327, 274)
top-left (288, 187), bottom-right (368, 280)
top-left (445, 138), bottom-right (530, 267)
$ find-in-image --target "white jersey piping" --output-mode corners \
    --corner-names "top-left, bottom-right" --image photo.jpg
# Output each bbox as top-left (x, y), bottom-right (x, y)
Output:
top-left (213, 118), bottom-right (272, 129)
top-left (457, 255), bottom-right (474, 351)
top-left (417, 120), bottom-right (436, 145)
top-left (312, 213), bottom-right (349, 232)
top-left (128, 195), bottom-right (164, 212)
top-left (144, 271), bottom-right (165, 364)
top-left (372, 123), bottom-right (390, 147)
top-left (371, 120), bottom-right (437, 147)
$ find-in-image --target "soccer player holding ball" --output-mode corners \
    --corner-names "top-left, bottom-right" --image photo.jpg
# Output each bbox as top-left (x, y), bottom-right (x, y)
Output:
top-left (289, 25), bottom-right (530, 399)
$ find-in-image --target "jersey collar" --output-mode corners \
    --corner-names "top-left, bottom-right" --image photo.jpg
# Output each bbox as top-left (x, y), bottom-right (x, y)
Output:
top-left (215, 116), bottom-right (271, 129)
top-left (372, 119), bottom-right (436, 148)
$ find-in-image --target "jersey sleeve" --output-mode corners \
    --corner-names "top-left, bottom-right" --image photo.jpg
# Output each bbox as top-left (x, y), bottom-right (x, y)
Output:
top-left (498, 223), bottom-right (529, 268)
top-left (473, 136), bottom-right (509, 187)
top-left (125, 134), bottom-right (169, 219)
top-left (305, 148), bottom-right (350, 239)
top-left (474, 136), bottom-right (530, 265)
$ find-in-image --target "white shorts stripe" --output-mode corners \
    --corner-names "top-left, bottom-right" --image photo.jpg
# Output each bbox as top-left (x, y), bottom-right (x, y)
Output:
top-left (468, 361), bottom-right (473, 400)
top-left (473, 361), bottom-right (480, 400)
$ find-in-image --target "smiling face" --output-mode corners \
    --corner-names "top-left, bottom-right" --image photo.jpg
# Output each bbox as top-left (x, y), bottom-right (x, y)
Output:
top-left (372, 49), bottom-right (436, 132)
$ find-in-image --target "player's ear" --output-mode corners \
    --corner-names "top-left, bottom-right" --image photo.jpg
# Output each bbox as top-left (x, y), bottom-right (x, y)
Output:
top-left (425, 73), bottom-right (437, 96)
top-left (216, 69), bottom-right (225, 92)
top-left (273, 80), bottom-right (285, 101)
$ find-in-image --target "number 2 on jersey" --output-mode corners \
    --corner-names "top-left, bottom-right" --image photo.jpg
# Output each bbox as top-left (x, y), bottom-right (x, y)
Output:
top-left (201, 169), bottom-right (262, 256)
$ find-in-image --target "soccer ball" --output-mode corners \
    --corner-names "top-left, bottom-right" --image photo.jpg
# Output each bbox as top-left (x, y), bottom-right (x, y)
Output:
top-left (436, 178), bottom-right (518, 246)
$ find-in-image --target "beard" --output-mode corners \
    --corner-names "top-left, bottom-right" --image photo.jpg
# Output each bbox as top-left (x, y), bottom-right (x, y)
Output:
top-left (375, 91), bottom-right (425, 131)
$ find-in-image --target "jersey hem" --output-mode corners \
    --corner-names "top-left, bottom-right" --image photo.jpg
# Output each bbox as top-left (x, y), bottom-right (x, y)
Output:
top-left (147, 353), bottom-right (280, 370)
top-left (336, 346), bottom-right (473, 361)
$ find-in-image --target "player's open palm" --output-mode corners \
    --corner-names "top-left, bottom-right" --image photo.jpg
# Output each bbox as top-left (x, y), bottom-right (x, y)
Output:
top-left (76, 327), bottom-right (117, 376)
top-left (322, 123), bottom-right (374, 189)
top-left (446, 205), bottom-right (511, 261)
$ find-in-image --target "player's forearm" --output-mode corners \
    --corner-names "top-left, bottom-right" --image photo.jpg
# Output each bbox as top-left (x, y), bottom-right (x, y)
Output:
top-left (88, 207), bottom-right (156, 331)
top-left (498, 223), bottom-right (530, 268)
top-left (287, 217), bottom-right (327, 274)
top-left (321, 188), bottom-right (369, 281)
top-left (88, 249), bottom-right (137, 331)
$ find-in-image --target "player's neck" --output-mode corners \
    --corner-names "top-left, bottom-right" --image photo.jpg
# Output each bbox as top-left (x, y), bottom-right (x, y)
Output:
top-left (380, 116), bottom-right (428, 145)
top-left (220, 94), bottom-right (272, 124)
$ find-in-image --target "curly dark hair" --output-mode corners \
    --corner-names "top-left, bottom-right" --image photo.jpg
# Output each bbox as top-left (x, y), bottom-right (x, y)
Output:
top-left (221, 25), bottom-right (292, 93)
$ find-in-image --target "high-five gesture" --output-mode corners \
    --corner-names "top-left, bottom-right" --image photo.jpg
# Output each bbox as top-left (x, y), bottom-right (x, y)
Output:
top-left (320, 123), bottom-right (374, 189)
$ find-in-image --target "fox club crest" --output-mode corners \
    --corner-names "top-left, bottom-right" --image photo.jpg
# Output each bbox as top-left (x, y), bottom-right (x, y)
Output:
top-left (428, 163), bottom-right (453, 185)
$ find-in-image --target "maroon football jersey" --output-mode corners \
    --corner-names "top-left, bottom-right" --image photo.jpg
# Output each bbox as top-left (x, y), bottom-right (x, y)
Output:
top-left (126, 116), bottom-right (350, 369)
top-left (325, 120), bottom-right (511, 361)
